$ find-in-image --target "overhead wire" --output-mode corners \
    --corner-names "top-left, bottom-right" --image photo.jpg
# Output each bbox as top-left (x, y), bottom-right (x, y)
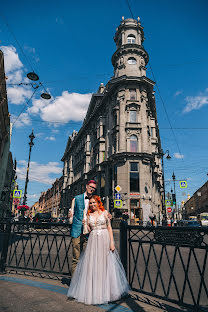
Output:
top-left (125, 0), bottom-right (184, 161)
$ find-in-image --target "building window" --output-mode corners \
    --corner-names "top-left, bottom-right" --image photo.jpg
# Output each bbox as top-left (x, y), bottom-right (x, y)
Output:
top-left (129, 111), bottom-right (137, 123)
top-left (127, 35), bottom-right (136, 44)
top-left (130, 162), bottom-right (140, 192)
top-left (130, 135), bottom-right (138, 152)
top-left (129, 89), bottom-right (136, 100)
top-left (128, 57), bottom-right (137, 65)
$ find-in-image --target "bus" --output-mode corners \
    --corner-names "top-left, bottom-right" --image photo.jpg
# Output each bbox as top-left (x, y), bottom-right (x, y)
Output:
top-left (197, 213), bottom-right (208, 226)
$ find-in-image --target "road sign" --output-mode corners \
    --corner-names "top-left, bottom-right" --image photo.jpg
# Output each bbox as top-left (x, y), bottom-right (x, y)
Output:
top-left (115, 193), bottom-right (121, 200)
top-left (165, 199), bottom-right (173, 207)
top-left (115, 185), bottom-right (122, 192)
top-left (167, 207), bottom-right (172, 213)
top-left (114, 200), bottom-right (122, 208)
top-left (180, 181), bottom-right (187, 188)
top-left (13, 190), bottom-right (22, 198)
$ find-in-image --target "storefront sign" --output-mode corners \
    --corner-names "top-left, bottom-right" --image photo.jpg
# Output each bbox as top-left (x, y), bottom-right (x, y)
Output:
top-left (130, 193), bottom-right (140, 197)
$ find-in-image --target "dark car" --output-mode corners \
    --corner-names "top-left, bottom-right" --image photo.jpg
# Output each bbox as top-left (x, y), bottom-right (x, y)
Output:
top-left (58, 217), bottom-right (69, 224)
top-left (185, 220), bottom-right (201, 227)
top-left (33, 212), bottom-right (52, 228)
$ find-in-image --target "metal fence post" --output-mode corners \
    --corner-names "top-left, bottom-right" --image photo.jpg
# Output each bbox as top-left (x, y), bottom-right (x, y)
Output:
top-left (120, 220), bottom-right (128, 274)
top-left (0, 220), bottom-right (11, 272)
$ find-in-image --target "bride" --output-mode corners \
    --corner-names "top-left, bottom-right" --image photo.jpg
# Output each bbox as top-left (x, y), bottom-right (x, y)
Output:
top-left (67, 195), bottom-right (130, 305)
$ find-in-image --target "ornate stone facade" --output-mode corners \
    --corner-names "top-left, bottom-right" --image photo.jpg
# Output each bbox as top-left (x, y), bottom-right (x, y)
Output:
top-left (61, 18), bottom-right (163, 222)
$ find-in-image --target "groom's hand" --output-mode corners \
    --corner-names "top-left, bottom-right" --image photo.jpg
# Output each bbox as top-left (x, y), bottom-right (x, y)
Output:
top-left (108, 212), bottom-right (112, 220)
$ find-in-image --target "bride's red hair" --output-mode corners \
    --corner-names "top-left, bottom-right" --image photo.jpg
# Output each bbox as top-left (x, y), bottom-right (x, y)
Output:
top-left (87, 195), bottom-right (105, 215)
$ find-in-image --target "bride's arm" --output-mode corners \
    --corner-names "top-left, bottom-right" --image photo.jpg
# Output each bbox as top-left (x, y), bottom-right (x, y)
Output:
top-left (105, 211), bottom-right (115, 251)
top-left (87, 215), bottom-right (91, 232)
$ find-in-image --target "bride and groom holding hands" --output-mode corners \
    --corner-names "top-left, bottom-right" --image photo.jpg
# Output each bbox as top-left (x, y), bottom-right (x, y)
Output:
top-left (67, 180), bottom-right (129, 305)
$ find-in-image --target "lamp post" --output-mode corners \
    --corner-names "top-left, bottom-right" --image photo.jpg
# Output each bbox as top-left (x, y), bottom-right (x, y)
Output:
top-left (23, 130), bottom-right (35, 206)
top-left (172, 172), bottom-right (177, 219)
top-left (160, 149), bottom-right (171, 220)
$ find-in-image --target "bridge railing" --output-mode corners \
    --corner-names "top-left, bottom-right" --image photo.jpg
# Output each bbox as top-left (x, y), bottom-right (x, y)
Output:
top-left (120, 222), bottom-right (208, 311)
top-left (0, 219), bottom-right (72, 275)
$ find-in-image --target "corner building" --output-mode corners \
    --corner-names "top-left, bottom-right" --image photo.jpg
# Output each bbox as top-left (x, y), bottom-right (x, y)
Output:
top-left (62, 18), bottom-right (163, 223)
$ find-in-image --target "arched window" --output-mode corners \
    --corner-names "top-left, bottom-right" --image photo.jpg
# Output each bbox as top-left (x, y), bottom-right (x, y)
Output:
top-left (127, 35), bottom-right (136, 44)
top-left (130, 135), bottom-right (138, 152)
top-left (128, 57), bottom-right (137, 65)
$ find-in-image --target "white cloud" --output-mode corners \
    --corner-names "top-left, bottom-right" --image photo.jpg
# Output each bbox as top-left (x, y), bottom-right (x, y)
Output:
top-left (174, 90), bottom-right (183, 97)
top-left (2, 45), bottom-right (33, 105)
top-left (11, 113), bottom-right (31, 128)
top-left (30, 91), bottom-right (92, 123)
top-left (7, 86), bottom-right (33, 105)
top-left (16, 161), bottom-right (62, 184)
top-left (27, 193), bottom-right (40, 199)
top-left (45, 136), bottom-right (56, 141)
top-left (183, 89), bottom-right (208, 113)
top-left (1, 46), bottom-right (23, 72)
top-left (174, 153), bottom-right (184, 159)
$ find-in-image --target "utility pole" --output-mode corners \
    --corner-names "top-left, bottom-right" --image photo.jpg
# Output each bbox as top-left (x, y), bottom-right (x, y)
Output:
top-left (23, 130), bottom-right (35, 205)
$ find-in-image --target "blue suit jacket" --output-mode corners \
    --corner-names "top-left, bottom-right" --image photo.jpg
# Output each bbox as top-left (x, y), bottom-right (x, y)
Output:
top-left (70, 193), bottom-right (85, 238)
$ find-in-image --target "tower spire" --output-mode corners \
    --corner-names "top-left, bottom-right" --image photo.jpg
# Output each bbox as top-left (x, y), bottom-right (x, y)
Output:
top-left (112, 17), bottom-right (148, 78)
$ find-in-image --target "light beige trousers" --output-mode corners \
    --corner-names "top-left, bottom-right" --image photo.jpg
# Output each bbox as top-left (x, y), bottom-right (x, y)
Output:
top-left (71, 234), bottom-right (87, 275)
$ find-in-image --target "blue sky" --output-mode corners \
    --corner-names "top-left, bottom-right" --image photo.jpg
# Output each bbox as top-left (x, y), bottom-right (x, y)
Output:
top-left (1, 0), bottom-right (208, 207)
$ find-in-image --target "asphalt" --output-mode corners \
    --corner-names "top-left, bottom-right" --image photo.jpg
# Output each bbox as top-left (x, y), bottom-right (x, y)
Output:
top-left (0, 271), bottom-right (193, 312)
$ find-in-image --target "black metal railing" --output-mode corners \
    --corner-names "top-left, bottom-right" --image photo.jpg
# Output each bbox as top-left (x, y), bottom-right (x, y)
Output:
top-left (0, 219), bottom-right (73, 275)
top-left (120, 222), bottom-right (208, 311)
top-left (1, 219), bottom-right (208, 310)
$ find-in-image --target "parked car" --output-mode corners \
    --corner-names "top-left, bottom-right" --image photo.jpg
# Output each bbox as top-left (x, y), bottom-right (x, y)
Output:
top-left (33, 212), bottom-right (52, 228)
top-left (51, 217), bottom-right (58, 223)
top-left (185, 220), bottom-right (201, 227)
top-left (58, 217), bottom-right (69, 224)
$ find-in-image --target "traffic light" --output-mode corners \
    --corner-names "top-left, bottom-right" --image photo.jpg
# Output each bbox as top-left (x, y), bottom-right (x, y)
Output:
top-left (172, 193), bottom-right (176, 205)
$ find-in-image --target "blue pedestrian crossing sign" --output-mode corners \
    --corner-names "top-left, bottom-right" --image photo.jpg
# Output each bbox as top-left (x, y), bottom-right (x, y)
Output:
top-left (114, 200), bottom-right (122, 208)
top-left (13, 190), bottom-right (22, 198)
top-left (115, 193), bottom-right (121, 200)
top-left (180, 181), bottom-right (187, 189)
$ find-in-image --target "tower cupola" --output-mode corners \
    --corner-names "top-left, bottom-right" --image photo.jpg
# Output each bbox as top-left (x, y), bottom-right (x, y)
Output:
top-left (112, 17), bottom-right (149, 78)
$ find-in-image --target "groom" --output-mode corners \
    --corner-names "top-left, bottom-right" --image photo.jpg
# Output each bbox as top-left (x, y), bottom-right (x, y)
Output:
top-left (69, 180), bottom-right (97, 275)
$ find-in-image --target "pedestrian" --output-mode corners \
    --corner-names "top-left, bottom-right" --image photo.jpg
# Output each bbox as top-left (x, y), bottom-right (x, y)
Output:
top-left (68, 180), bottom-right (97, 275)
top-left (67, 195), bottom-right (130, 305)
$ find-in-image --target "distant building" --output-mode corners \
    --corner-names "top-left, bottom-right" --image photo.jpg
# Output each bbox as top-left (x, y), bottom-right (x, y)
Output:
top-left (34, 177), bottom-right (63, 217)
top-left (30, 201), bottom-right (41, 219)
top-left (62, 17), bottom-right (163, 223)
top-left (184, 181), bottom-right (208, 217)
top-left (0, 49), bottom-right (15, 217)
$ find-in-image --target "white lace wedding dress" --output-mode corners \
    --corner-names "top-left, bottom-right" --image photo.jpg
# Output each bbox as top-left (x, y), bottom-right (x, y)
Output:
top-left (67, 211), bottom-right (130, 305)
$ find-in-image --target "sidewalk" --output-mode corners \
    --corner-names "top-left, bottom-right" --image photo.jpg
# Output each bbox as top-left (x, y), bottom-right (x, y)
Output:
top-left (0, 272), bottom-right (190, 312)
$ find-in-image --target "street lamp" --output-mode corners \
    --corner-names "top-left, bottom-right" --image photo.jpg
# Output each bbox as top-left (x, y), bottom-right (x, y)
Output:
top-left (27, 71), bottom-right (51, 100)
top-left (22, 130), bottom-right (35, 206)
top-left (172, 172), bottom-right (177, 218)
top-left (160, 149), bottom-right (171, 219)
